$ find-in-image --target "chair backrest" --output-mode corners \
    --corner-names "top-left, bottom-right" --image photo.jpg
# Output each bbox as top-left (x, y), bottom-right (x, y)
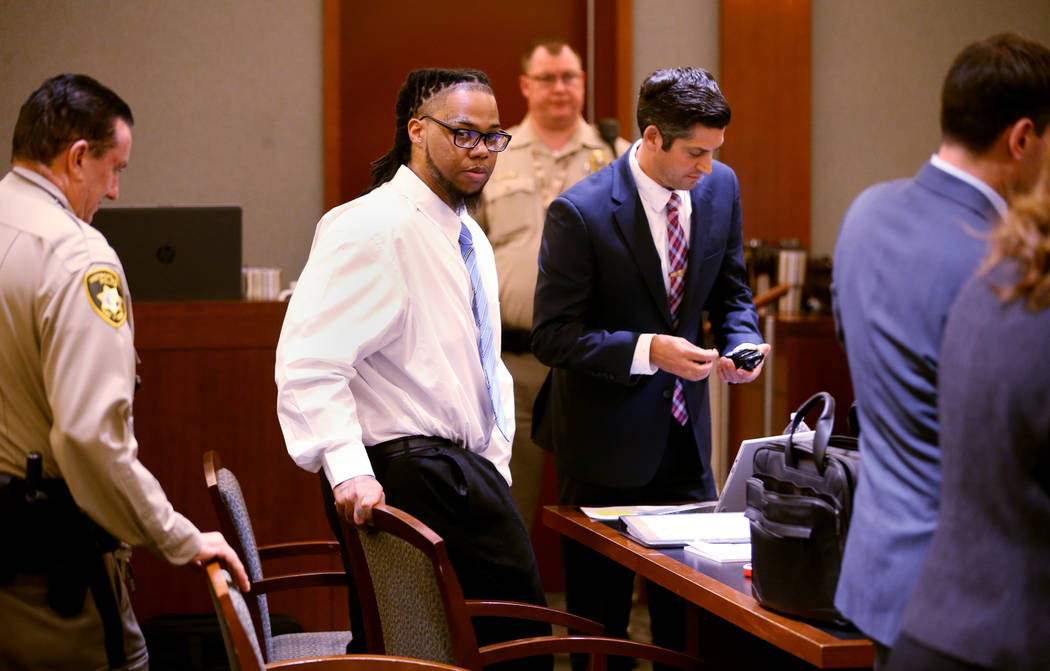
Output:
top-left (205, 561), bottom-right (267, 671)
top-left (206, 560), bottom-right (466, 671)
top-left (203, 451), bottom-right (274, 656)
top-left (339, 505), bottom-right (481, 668)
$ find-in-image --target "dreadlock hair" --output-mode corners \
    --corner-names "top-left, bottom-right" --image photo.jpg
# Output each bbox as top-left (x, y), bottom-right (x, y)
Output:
top-left (366, 68), bottom-right (492, 194)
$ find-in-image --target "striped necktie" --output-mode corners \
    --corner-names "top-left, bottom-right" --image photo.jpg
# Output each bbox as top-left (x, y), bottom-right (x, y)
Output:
top-left (666, 192), bottom-right (689, 426)
top-left (458, 221), bottom-right (510, 440)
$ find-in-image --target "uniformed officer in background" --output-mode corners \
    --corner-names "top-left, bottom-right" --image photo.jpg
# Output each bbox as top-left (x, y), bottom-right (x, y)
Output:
top-left (0, 74), bottom-right (249, 670)
top-left (478, 38), bottom-right (630, 529)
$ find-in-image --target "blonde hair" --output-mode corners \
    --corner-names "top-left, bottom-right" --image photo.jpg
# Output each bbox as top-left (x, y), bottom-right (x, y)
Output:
top-left (981, 151), bottom-right (1050, 310)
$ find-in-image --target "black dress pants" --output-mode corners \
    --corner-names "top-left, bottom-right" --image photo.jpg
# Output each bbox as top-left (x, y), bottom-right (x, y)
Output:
top-left (558, 418), bottom-right (714, 671)
top-left (322, 439), bottom-right (551, 670)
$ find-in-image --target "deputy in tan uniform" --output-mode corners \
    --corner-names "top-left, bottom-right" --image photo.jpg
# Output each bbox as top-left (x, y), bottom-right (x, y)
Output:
top-left (478, 39), bottom-right (630, 529)
top-left (0, 74), bottom-right (249, 671)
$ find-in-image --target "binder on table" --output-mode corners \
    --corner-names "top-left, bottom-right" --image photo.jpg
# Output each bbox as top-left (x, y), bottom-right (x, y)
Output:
top-left (620, 512), bottom-right (750, 548)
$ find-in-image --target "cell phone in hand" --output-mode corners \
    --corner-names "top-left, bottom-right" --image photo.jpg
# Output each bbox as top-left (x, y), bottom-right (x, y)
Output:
top-left (727, 348), bottom-right (765, 371)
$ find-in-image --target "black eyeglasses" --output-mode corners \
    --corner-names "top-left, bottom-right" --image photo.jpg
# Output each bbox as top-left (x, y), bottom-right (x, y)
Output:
top-left (419, 115), bottom-right (512, 152)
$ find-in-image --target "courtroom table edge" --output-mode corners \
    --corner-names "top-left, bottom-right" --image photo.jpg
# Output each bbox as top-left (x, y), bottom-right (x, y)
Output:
top-left (542, 505), bottom-right (874, 670)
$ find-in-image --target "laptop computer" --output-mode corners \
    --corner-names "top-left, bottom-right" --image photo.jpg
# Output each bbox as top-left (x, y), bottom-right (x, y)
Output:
top-left (713, 430), bottom-right (815, 512)
top-left (91, 206), bottom-right (242, 302)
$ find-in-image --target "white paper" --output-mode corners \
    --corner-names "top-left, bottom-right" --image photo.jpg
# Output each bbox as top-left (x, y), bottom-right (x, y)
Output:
top-left (621, 512), bottom-right (750, 544)
top-left (580, 503), bottom-right (709, 521)
top-left (685, 540), bottom-right (751, 563)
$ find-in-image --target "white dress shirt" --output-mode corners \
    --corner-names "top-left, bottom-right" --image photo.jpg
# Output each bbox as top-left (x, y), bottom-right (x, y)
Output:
top-left (627, 141), bottom-right (693, 375)
top-left (276, 165), bottom-right (515, 489)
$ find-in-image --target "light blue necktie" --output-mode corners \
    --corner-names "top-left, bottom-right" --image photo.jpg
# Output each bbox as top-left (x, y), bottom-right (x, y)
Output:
top-left (458, 221), bottom-right (510, 441)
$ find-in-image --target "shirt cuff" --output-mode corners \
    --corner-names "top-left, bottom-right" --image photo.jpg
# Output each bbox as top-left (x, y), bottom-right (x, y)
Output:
top-left (322, 444), bottom-right (375, 489)
top-left (725, 342), bottom-right (758, 357)
top-left (630, 333), bottom-right (659, 375)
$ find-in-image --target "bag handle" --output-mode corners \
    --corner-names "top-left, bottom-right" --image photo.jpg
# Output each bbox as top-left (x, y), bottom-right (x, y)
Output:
top-left (786, 391), bottom-right (835, 472)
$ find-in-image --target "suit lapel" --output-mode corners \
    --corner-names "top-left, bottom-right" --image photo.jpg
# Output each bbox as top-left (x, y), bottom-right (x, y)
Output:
top-left (611, 157), bottom-right (673, 327)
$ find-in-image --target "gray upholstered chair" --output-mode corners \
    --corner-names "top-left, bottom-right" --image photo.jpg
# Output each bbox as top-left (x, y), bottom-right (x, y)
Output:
top-left (340, 504), bottom-right (708, 671)
top-left (204, 561), bottom-right (470, 670)
top-left (203, 450), bottom-right (352, 663)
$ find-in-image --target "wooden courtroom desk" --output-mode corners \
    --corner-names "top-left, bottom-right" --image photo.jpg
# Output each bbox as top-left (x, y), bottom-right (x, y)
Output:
top-left (543, 506), bottom-right (874, 670)
top-left (129, 301), bottom-right (348, 634)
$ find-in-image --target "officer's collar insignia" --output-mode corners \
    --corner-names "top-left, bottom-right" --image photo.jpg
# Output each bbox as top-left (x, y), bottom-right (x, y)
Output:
top-left (85, 269), bottom-right (127, 327)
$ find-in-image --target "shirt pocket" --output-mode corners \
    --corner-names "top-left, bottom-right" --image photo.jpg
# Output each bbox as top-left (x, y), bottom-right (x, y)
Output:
top-left (481, 173), bottom-right (539, 246)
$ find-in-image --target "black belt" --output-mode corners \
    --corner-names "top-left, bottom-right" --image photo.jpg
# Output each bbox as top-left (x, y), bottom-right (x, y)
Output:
top-left (501, 327), bottom-right (532, 354)
top-left (366, 435), bottom-right (460, 461)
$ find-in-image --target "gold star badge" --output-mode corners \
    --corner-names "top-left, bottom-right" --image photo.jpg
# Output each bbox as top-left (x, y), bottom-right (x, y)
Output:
top-left (84, 269), bottom-right (127, 327)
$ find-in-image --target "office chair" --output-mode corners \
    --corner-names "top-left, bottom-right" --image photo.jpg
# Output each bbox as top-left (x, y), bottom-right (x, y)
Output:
top-left (204, 561), bottom-right (470, 670)
top-left (204, 450), bottom-right (352, 662)
top-left (339, 504), bottom-right (707, 670)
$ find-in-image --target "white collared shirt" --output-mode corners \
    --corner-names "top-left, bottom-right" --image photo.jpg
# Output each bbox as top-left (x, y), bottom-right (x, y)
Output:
top-left (627, 140), bottom-right (696, 375)
top-left (929, 153), bottom-right (1007, 219)
top-left (276, 165), bottom-right (515, 489)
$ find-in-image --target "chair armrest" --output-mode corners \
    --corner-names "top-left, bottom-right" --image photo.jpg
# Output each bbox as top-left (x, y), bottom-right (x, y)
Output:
top-left (252, 571), bottom-right (349, 595)
top-left (258, 540), bottom-right (342, 561)
top-left (463, 600), bottom-right (605, 635)
top-left (479, 635), bottom-right (707, 670)
top-left (268, 655), bottom-right (468, 669)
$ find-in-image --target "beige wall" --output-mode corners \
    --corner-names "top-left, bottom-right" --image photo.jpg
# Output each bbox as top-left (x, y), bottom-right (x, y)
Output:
top-left (2, 1), bottom-right (1049, 279)
top-left (633, 0), bottom-right (721, 136)
top-left (633, 0), bottom-right (1050, 258)
top-left (811, 0), bottom-right (1050, 258)
top-left (0, 0), bottom-right (323, 284)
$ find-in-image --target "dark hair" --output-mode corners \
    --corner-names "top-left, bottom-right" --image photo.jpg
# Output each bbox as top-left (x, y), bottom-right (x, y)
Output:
top-left (981, 149), bottom-right (1050, 310)
top-left (521, 38), bottom-right (579, 73)
top-left (366, 68), bottom-right (493, 193)
top-left (12, 74), bottom-right (133, 164)
top-left (637, 68), bottom-right (730, 150)
top-left (941, 32), bottom-right (1050, 154)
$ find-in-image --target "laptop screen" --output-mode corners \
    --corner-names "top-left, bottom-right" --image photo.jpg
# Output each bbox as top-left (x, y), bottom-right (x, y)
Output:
top-left (91, 206), bottom-right (242, 302)
top-left (715, 431), bottom-right (816, 512)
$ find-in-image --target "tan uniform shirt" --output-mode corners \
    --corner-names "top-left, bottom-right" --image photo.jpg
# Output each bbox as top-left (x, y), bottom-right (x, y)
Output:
top-left (478, 117), bottom-right (630, 331)
top-left (0, 168), bottom-right (200, 562)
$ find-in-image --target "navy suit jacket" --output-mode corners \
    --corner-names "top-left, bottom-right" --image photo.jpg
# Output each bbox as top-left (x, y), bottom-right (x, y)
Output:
top-left (531, 152), bottom-right (760, 491)
top-left (831, 160), bottom-right (999, 645)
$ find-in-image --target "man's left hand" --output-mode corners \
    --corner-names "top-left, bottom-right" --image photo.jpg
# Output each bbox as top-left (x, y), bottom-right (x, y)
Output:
top-left (717, 343), bottom-right (772, 384)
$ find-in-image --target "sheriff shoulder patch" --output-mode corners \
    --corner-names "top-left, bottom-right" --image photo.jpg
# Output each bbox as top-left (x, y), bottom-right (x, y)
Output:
top-left (84, 269), bottom-right (127, 327)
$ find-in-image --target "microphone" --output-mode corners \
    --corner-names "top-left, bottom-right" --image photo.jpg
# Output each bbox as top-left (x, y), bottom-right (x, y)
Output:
top-left (598, 118), bottom-right (621, 158)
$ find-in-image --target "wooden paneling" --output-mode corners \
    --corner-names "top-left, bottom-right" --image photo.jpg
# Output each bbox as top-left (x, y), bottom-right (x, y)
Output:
top-left (728, 316), bottom-right (854, 458)
top-left (719, 0), bottom-right (812, 246)
top-left (129, 301), bottom-right (347, 634)
top-left (616, 0), bottom-right (635, 139)
top-left (323, 0), bottom-right (628, 208)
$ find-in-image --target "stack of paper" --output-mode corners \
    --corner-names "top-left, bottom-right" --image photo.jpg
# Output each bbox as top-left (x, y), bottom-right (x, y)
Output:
top-left (620, 512), bottom-right (750, 547)
top-left (685, 540), bottom-right (751, 563)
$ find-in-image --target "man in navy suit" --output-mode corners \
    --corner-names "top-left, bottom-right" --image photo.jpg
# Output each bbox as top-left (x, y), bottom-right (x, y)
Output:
top-left (832, 33), bottom-right (1050, 666)
top-left (532, 67), bottom-right (769, 669)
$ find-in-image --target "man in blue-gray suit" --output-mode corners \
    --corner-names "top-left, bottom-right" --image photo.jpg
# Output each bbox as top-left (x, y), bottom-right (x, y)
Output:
top-left (832, 32), bottom-right (1050, 666)
top-left (532, 67), bottom-right (769, 669)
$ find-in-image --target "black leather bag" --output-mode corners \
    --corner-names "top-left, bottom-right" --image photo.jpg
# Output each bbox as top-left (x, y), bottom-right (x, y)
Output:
top-left (745, 391), bottom-right (860, 625)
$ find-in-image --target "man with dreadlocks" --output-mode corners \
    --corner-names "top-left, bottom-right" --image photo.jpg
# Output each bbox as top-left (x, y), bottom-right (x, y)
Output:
top-left (275, 68), bottom-right (550, 663)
